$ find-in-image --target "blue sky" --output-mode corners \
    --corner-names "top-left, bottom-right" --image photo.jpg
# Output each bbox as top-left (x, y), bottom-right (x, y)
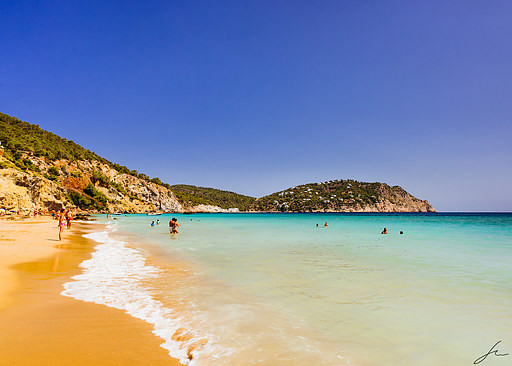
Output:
top-left (1, 1), bottom-right (511, 211)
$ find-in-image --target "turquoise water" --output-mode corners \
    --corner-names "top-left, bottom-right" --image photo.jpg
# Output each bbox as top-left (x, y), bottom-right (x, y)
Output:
top-left (87, 213), bottom-right (512, 365)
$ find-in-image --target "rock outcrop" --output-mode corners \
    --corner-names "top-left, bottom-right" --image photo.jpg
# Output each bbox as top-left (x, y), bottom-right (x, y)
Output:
top-left (186, 204), bottom-right (240, 213)
top-left (0, 168), bottom-right (68, 213)
top-left (0, 156), bottom-right (183, 214)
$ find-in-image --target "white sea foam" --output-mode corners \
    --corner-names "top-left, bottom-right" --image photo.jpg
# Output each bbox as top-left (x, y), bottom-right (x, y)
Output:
top-left (61, 228), bottom-right (210, 365)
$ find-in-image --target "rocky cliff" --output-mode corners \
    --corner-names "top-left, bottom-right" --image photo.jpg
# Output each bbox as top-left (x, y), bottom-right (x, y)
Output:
top-left (0, 167), bottom-right (68, 214)
top-left (0, 154), bottom-right (183, 214)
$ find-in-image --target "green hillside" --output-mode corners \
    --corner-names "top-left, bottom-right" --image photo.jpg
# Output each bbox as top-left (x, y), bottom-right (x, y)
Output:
top-left (0, 112), bottom-right (168, 186)
top-left (254, 180), bottom-right (383, 211)
top-left (0, 112), bottom-right (108, 163)
top-left (171, 185), bottom-right (256, 210)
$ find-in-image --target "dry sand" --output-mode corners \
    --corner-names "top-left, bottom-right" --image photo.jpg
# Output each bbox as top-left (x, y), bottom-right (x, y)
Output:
top-left (0, 217), bottom-right (181, 365)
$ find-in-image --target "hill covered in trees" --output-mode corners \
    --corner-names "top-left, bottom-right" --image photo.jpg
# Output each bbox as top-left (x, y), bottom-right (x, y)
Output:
top-left (253, 180), bottom-right (435, 212)
top-left (0, 112), bottom-right (108, 164)
top-left (0, 112), bottom-right (171, 188)
top-left (170, 185), bottom-right (255, 211)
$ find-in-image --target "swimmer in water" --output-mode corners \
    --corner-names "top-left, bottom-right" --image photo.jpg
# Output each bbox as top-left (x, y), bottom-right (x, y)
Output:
top-left (324, 222), bottom-right (328, 227)
top-left (381, 228), bottom-right (388, 234)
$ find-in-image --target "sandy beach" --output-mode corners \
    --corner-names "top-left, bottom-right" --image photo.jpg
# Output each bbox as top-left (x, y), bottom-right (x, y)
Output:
top-left (0, 217), bottom-right (181, 366)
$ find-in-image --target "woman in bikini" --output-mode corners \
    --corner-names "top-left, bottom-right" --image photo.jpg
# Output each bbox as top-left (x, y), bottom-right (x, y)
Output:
top-left (58, 209), bottom-right (67, 241)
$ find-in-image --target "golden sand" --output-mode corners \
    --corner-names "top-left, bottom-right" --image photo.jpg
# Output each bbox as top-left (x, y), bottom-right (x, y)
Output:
top-left (0, 217), bottom-right (181, 366)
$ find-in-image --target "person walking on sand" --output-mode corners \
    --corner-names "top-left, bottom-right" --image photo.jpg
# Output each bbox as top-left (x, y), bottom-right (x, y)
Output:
top-left (58, 209), bottom-right (67, 241)
top-left (169, 218), bottom-right (179, 234)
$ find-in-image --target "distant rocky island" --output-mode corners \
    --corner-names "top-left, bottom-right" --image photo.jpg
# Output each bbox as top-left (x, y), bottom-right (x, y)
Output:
top-left (0, 112), bottom-right (435, 214)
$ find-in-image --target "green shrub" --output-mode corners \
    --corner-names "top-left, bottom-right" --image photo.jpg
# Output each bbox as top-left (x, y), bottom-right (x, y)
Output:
top-left (90, 170), bottom-right (110, 187)
top-left (68, 191), bottom-right (93, 209)
top-left (44, 173), bottom-right (59, 182)
top-left (22, 158), bottom-right (41, 173)
top-left (48, 166), bottom-right (60, 176)
top-left (83, 183), bottom-right (108, 206)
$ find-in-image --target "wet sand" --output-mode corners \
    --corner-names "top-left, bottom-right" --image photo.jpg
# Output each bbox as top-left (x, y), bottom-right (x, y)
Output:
top-left (0, 217), bottom-right (181, 365)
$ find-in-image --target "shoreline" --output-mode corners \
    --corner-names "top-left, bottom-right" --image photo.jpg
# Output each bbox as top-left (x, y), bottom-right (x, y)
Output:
top-left (0, 217), bottom-right (181, 365)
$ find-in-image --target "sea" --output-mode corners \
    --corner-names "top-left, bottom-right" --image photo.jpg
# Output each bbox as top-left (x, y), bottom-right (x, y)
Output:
top-left (62, 213), bottom-right (512, 365)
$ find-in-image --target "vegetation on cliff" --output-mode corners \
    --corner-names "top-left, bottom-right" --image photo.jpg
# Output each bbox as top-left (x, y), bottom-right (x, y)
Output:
top-left (0, 112), bottom-right (108, 164)
top-left (171, 184), bottom-right (256, 210)
top-left (0, 112), bottom-right (171, 188)
top-left (67, 183), bottom-right (109, 211)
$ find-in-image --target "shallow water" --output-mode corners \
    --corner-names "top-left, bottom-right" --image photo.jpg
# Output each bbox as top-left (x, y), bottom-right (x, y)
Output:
top-left (63, 213), bottom-right (512, 365)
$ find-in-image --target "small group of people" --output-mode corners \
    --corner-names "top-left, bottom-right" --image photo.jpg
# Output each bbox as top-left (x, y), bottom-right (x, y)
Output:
top-left (57, 208), bottom-right (73, 241)
top-left (169, 218), bottom-right (179, 234)
top-left (313, 224), bottom-right (403, 235)
top-left (148, 218), bottom-right (180, 235)
top-left (381, 228), bottom-right (404, 235)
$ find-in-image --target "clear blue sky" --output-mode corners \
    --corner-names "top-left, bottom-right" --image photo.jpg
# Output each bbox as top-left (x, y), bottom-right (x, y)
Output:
top-left (1, 1), bottom-right (511, 211)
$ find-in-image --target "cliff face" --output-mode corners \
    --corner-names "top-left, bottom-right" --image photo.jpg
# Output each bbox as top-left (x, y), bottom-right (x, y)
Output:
top-left (367, 184), bottom-right (435, 212)
top-left (0, 168), bottom-right (68, 213)
top-left (74, 160), bottom-right (182, 213)
top-left (321, 185), bottom-right (435, 212)
top-left (0, 155), bottom-right (183, 214)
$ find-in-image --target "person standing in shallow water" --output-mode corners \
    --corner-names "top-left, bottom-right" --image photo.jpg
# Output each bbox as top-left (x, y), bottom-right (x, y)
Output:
top-left (169, 218), bottom-right (179, 234)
